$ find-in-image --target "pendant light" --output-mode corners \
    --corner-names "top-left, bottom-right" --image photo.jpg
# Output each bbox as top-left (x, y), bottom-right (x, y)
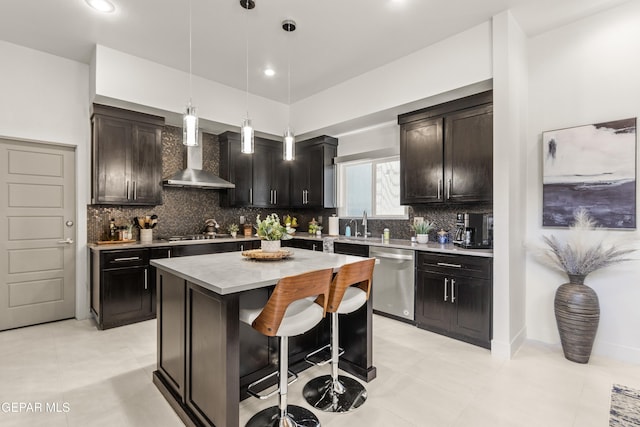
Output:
top-left (240, 0), bottom-right (255, 154)
top-left (183, 0), bottom-right (198, 146)
top-left (282, 19), bottom-right (296, 161)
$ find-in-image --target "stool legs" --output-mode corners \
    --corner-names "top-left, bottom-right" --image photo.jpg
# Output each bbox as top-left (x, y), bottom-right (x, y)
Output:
top-left (302, 313), bottom-right (367, 413)
top-left (246, 337), bottom-right (320, 427)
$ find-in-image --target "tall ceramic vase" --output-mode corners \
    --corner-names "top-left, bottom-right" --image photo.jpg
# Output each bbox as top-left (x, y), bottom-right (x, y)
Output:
top-left (554, 274), bottom-right (600, 364)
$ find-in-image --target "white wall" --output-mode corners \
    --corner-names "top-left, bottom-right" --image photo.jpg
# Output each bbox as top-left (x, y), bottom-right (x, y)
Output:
top-left (491, 11), bottom-right (529, 359)
top-left (526, 1), bottom-right (640, 363)
top-left (293, 22), bottom-right (493, 135)
top-left (335, 121), bottom-right (399, 157)
top-left (93, 45), bottom-right (288, 137)
top-left (0, 41), bottom-right (91, 320)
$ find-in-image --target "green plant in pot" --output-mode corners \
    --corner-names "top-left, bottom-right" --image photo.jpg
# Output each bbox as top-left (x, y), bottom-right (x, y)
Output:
top-left (228, 223), bottom-right (239, 238)
top-left (411, 220), bottom-right (435, 244)
top-left (255, 214), bottom-right (292, 253)
top-left (541, 208), bottom-right (635, 363)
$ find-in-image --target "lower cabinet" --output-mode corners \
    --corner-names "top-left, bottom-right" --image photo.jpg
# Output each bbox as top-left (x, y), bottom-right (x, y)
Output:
top-left (282, 238), bottom-right (323, 251)
top-left (415, 252), bottom-right (492, 349)
top-left (92, 248), bottom-right (154, 330)
top-left (91, 240), bottom-right (260, 330)
top-left (333, 241), bottom-right (370, 257)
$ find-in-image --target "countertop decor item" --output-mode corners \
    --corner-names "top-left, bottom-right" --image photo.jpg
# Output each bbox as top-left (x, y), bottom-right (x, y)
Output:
top-left (255, 214), bottom-right (292, 252)
top-left (541, 208), bottom-right (635, 363)
top-left (228, 224), bottom-right (239, 238)
top-left (411, 220), bottom-right (435, 244)
top-left (241, 249), bottom-right (293, 261)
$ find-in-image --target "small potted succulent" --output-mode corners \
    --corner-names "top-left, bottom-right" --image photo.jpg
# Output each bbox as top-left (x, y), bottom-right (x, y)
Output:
top-left (411, 220), bottom-right (435, 244)
top-left (255, 213), bottom-right (292, 252)
top-left (228, 223), bottom-right (239, 238)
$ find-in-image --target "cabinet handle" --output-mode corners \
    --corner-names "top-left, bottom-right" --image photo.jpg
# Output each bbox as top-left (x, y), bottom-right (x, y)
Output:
top-left (451, 278), bottom-right (456, 303)
top-left (444, 278), bottom-right (448, 302)
top-left (447, 179), bottom-right (451, 200)
top-left (240, 244), bottom-right (244, 252)
top-left (126, 181), bottom-right (130, 200)
top-left (437, 262), bottom-right (462, 268)
top-left (167, 249), bottom-right (171, 258)
top-left (274, 190), bottom-right (277, 205)
top-left (113, 256), bottom-right (141, 262)
top-left (270, 189), bottom-right (273, 204)
top-left (312, 243), bottom-right (317, 251)
top-left (144, 268), bottom-right (148, 290)
top-left (437, 179), bottom-right (442, 200)
top-left (133, 181), bottom-right (137, 200)
top-left (249, 188), bottom-right (253, 204)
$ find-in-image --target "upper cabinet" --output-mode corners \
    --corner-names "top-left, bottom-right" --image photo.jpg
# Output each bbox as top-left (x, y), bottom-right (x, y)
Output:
top-left (398, 91), bottom-right (493, 205)
top-left (91, 105), bottom-right (164, 205)
top-left (219, 132), bottom-right (291, 208)
top-left (220, 133), bottom-right (337, 209)
top-left (290, 136), bottom-right (338, 208)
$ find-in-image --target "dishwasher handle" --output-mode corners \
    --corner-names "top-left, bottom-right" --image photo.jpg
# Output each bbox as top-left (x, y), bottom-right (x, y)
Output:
top-left (371, 252), bottom-right (413, 261)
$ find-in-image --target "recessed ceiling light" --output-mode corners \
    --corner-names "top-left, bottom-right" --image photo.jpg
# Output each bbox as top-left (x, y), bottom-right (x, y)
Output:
top-left (264, 68), bottom-right (275, 77)
top-left (86, 0), bottom-right (116, 13)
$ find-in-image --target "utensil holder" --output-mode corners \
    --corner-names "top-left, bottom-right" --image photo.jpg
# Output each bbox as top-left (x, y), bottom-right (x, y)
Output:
top-left (140, 229), bottom-right (153, 243)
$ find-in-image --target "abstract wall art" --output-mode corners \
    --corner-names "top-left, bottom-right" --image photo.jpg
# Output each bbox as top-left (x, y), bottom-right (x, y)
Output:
top-left (542, 118), bottom-right (637, 229)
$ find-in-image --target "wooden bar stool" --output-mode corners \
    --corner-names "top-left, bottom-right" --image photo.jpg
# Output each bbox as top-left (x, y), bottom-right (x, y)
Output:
top-left (302, 258), bottom-right (375, 413)
top-left (240, 268), bottom-right (333, 427)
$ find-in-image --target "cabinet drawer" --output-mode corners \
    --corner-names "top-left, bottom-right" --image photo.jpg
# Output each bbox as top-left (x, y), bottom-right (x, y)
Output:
top-left (333, 242), bottom-right (369, 257)
top-left (416, 252), bottom-right (490, 279)
top-left (101, 249), bottom-right (149, 269)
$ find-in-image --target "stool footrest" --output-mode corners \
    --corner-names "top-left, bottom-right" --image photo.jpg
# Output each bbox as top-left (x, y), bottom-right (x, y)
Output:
top-left (304, 344), bottom-right (345, 366)
top-left (246, 369), bottom-right (298, 400)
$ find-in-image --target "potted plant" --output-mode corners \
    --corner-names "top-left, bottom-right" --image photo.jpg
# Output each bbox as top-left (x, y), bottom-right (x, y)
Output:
top-left (411, 220), bottom-right (435, 244)
top-left (255, 213), bottom-right (292, 252)
top-left (228, 223), bottom-right (239, 238)
top-left (541, 208), bottom-right (635, 363)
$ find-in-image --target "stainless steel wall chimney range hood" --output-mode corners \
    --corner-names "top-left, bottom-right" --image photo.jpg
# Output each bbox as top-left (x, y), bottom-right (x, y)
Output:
top-left (162, 133), bottom-right (235, 189)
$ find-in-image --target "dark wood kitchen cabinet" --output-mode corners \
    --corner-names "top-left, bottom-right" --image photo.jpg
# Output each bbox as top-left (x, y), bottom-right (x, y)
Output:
top-left (91, 104), bottom-right (164, 205)
top-left (398, 91), bottom-right (493, 205)
top-left (282, 238), bottom-right (323, 251)
top-left (219, 132), bottom-right (289, 207)
top-left (415, 252), bottom-right (492, 349)
top-left (91, 248), bottom-right (154, 330)
top-left (290, 136), bottom-right (338, 208)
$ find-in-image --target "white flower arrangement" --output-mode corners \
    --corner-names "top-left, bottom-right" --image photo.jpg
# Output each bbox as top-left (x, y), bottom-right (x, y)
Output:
top-left (255, 213), bottom-right (292, 241)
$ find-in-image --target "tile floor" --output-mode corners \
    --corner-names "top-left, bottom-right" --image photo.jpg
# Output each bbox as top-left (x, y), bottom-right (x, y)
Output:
top-left (0, 315), bottom-right (638, 427)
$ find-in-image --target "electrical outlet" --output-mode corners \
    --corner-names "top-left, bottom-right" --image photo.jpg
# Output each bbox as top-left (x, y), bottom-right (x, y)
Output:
top-left (240, 215), bottom-right (245, 224)
top-left (414, 217), bottom-right (424, 225)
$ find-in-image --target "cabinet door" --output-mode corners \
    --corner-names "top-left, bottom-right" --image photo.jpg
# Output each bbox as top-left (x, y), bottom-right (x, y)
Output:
top-left (305, 144), bottom-right (325, 207)
top-left (400, 118), bottom-right (444, 204)
top-left (290, 148), bottom-right (309, 207)
top-left (444, 104), bottom-right (493, 203)
top-left (131, 123), bottom-right (162, 205)
top-left (271, 149), bottom-right (291, 207)
top-left (450, 276), bottom-right (491, 347)
top-left (93, 115), bottom-right (133, 204)
top-left (222, 141), bottom-right (253, 207)
top-left (251, 143), bottom-right (272, 207)
top-left (102, 266), bottom-right (152, 325)
top-left (415, 270), bottom-right (451, 334)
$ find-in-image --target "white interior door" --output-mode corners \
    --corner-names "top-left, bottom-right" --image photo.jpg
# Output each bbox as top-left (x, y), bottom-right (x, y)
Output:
top-left (0, 138), bottom-right (76, 330)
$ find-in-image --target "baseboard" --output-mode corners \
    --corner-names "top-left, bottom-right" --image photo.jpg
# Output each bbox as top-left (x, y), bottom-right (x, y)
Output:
top-left (491, 325), bottom-right (527, 359)
top-left (593, 341), bottom-right (640, 365)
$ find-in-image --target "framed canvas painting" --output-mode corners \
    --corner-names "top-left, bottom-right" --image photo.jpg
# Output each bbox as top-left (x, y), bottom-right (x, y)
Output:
top-left (542, 118), bottom-right (637, 229)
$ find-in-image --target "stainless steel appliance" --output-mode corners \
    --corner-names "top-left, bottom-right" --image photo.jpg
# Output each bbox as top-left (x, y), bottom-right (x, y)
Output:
top-left (454, 213), bottom-right (493, 249)
top-left (370, 247), bottom-right (415, 321)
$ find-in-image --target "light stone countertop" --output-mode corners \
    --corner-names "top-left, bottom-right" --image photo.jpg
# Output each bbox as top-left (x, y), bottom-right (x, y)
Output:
top-left (150, 247), bottom-right (369, 295)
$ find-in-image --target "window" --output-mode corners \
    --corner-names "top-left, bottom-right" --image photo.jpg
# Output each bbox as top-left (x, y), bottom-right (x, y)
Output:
top-left (338, 157), bottom-right (407, 218)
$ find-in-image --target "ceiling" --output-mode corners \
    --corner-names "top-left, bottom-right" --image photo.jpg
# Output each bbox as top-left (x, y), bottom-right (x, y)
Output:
top-left (0, 0), bottom-right (630, 105)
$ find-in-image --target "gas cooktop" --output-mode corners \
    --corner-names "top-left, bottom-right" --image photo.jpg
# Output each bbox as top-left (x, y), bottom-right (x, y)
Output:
top-left (161, 233), bottom-right (231, 241)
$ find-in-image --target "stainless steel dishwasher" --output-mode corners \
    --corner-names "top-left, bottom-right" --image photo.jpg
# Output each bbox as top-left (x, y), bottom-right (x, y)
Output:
top-left (370, 246), bottom-right (415, 321)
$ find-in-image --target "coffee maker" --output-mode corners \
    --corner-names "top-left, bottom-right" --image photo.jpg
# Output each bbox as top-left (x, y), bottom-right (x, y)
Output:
top-left (454, 213), bottom-right (493, 249)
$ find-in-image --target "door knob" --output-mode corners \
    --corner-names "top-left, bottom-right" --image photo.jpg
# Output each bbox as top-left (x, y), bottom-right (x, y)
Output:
top-left (57, 238), bottom-right (74, 244)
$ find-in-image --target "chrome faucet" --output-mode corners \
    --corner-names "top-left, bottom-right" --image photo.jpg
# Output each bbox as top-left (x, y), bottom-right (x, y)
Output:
top-left (362, 210), bottom-right (368, 238)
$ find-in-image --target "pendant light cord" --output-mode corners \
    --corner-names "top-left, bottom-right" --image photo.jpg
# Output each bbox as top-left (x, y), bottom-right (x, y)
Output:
top-left (245, 6), bottom-right (249, 119)
top-left (188, 0), bottom-right (193, 104)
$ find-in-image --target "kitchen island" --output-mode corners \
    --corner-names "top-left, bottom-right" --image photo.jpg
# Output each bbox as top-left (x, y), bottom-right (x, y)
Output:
top-left (150, 248), bottom-right (376, 427)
